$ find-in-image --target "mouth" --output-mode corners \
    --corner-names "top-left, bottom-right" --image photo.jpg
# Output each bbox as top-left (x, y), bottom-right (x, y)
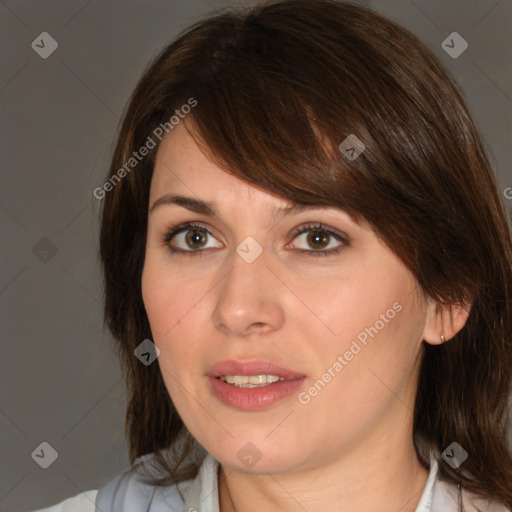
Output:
top-left (206, 361), bottom-right (307, 411)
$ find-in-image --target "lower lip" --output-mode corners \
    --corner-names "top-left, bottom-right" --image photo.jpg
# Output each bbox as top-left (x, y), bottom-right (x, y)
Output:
top-left (208, 376), bottom-right (306, 411)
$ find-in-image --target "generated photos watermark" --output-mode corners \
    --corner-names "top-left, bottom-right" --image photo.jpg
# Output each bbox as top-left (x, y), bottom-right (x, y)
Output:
top-left (93, 97), bottom-right (197, 200)
top-left (298, 301), bottom-right (403, 405)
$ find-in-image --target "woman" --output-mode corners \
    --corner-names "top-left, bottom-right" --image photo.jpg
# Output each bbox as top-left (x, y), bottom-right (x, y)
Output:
top-left (33, 0), bottom-right (512, 510)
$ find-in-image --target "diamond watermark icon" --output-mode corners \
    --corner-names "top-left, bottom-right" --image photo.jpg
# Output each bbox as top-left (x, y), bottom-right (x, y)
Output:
top-left (236, 236), bottom-right (263, 264)
top-left (31, 32), bottom-right (58, 59)
top-left (32, 237), bottom-right (58, 262)
top-left (442, 442), bottom-right (468, 469)
top-left (441, 32), bottom-right (468, 59)
top-left (31, 442), bottom-right (58, 469)
top-left (237, 442), bottom-right (263, 468)
top-left (338, 134), bottom-right (365, 161)
top-left (134, 339), bottom-right (160, 366)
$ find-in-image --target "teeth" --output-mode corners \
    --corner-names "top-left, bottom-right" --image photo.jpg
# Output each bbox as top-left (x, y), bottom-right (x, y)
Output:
top-left (219, 375), bottom-right (286, 387)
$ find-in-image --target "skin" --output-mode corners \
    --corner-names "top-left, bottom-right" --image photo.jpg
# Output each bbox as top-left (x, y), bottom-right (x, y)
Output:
top-left (141, 121), bottom-right (469, 512)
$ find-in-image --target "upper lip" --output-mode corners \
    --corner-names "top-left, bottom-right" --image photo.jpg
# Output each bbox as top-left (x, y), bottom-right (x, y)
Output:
top-left (207, 360), bottom-right (306, 380)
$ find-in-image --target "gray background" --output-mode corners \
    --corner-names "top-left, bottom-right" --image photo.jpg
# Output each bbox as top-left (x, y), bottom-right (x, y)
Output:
top-left (1, 1), bottom-right (511, 510)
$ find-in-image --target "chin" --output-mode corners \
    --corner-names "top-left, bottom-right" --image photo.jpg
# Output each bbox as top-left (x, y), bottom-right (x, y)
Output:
top-left (205, 434), bottom-right (308, 474)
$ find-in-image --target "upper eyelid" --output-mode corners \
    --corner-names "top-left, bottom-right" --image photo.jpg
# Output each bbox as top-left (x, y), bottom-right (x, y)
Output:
top-left (291, 223), bottom-right (348, 241)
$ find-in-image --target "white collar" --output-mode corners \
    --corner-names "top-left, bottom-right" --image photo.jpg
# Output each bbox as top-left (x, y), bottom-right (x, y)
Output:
top-left (415, 456), bottom-right (438, 511)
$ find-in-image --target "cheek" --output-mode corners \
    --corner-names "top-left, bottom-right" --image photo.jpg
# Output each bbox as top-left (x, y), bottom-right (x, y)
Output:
top-left (141, 254), bottom-right (213, 389)
top-left (292, 265), bottom-right (400, 341)
top-left (302, 268), bottom-right (425, 392)
top-left (297, 294), bottom-right (425, 446)
top-left (141, 253), bottom-right (210, 339)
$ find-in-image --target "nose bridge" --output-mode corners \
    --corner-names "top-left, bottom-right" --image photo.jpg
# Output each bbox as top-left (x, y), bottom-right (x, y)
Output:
top-left (212, 241), bottom-right (284, 336)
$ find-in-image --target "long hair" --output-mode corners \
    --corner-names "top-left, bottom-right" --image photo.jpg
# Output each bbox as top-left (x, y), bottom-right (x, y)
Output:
top-left (99, 0), bottom-right (512, 508)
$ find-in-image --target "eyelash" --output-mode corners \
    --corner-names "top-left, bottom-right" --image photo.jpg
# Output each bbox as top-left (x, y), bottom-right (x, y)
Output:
top-left (161, 221), bottom-right (348, 257)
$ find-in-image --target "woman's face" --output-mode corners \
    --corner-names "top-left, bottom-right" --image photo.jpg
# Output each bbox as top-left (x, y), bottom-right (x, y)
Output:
top-left (142, 121), bottom-right (434, 473)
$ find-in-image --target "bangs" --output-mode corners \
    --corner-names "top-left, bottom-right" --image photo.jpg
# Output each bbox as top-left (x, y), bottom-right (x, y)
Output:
top-left (188, 73), bottom-right (359, 210)
top-left (159, 11), bottom-right (381, 223)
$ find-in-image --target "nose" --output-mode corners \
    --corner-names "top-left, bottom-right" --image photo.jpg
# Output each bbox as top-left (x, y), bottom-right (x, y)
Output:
top-left (212, 245), bottom-right (285, 338)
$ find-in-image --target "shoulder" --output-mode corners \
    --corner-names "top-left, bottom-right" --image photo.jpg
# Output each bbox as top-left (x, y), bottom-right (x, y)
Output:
top-left (27, 490), bottom-right (98, 512)
top-left (29, 449), bottom-right (212, 512)
top-left (94, 456), bottom-right (197, 511)
top-left (28, 470), bottom-right (193, 512)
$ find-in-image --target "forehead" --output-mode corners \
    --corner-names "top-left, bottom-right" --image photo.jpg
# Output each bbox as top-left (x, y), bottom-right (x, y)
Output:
top-left (150, 121), bottom-right (295, 208)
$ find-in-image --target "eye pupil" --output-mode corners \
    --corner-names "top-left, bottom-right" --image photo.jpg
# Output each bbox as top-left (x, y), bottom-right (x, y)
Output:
top-left (307, 230), bottom-right (329, 249)
top-left (185, 229), bottom-right (206, 248)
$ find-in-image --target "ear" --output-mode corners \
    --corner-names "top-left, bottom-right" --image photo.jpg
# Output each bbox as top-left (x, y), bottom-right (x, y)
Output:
top-left (422, 298), bottom-right (471, 345)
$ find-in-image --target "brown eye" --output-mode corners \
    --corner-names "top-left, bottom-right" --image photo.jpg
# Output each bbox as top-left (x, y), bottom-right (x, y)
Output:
top-left (163, 222), bottom-right (223, 253)
top-left (185, 229), bottom-right (208, 249)
top-left (306, 230), bottom-right (330, 249)
top-left (291, 223), bottom-right (348, 256)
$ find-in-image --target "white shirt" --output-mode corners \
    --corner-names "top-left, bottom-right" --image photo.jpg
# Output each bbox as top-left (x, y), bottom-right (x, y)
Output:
top-left (28, 453), bottom-right (509, 512)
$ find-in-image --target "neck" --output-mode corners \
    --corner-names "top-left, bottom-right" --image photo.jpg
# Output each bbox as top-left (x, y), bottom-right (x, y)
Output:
top-left (218, 425), bottom-right (429, 512)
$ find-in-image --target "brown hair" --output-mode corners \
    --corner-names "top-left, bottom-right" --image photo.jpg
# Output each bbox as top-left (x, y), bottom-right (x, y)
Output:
top-left (99, 0), bottom-right (512, 508)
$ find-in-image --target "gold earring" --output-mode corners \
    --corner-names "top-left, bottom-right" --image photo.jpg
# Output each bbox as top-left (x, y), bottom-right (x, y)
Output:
top-left (440, 334), bottom-right (446, 343)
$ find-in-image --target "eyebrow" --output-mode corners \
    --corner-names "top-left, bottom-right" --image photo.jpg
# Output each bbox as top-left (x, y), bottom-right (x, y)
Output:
top-left (148, 194), bottom-right (328, 218)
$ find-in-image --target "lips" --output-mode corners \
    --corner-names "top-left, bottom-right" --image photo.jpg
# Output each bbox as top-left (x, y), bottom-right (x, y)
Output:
top-left (207, 359), bottom-right (306, 380)
top-left (207, 360), bottom-right (307, 411)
